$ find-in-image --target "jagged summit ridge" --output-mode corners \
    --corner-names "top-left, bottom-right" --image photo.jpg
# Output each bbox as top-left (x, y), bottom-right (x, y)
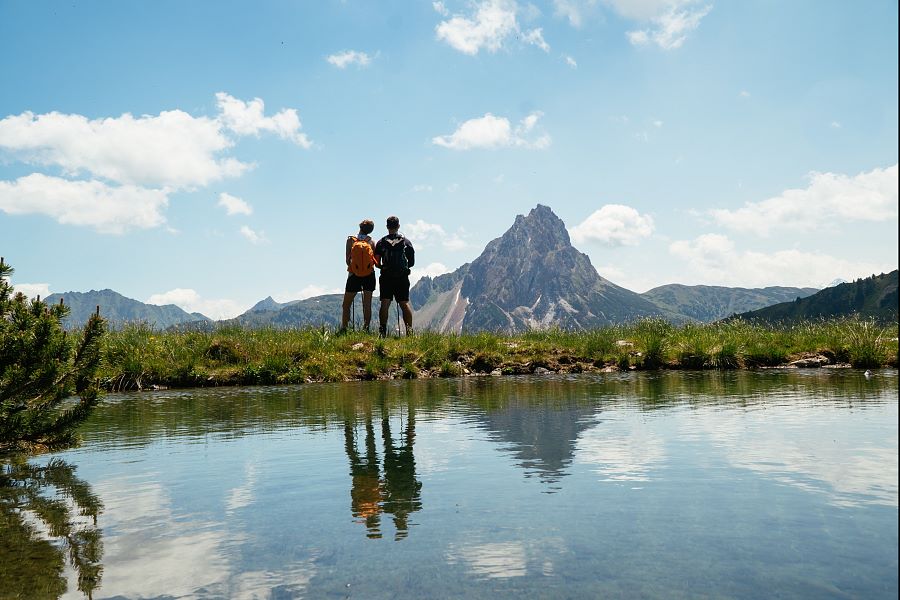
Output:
top-left (411, 204), bottom-right (671, 332)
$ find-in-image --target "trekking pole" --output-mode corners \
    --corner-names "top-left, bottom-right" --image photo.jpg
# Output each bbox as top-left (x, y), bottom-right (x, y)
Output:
top-left (351, 293), bottom-right (356, 331)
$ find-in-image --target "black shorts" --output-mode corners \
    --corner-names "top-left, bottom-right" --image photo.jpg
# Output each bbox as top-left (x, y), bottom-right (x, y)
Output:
top-left (345, 272), bottom-right (376, 293)
top-left (379, 275), bottom-right (410, 302)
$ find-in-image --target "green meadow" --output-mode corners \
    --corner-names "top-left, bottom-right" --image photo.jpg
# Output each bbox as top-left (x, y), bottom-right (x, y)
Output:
top-left (99, 317), bottom-right (898, 391)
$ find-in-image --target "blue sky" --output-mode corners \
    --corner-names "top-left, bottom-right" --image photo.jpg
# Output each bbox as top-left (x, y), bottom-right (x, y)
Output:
top-left (1, 0), bottom-right (897, 319)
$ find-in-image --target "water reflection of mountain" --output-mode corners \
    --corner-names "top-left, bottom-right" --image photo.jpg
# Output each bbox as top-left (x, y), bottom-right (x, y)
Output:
top-left (456, 378), bottom-right (601, 484)
top-left (478, 402), bottom-right (598, 483)
top-left (0, 459), bottom-right (103, 598)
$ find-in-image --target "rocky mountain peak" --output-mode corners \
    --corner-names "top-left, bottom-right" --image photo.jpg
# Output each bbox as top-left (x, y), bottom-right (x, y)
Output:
top-left (410, 204), bottom-right (672, 332)
top-left (507, 204), bottom-right (571, 249)
top-left (249, 296), bottom-right (280, 312)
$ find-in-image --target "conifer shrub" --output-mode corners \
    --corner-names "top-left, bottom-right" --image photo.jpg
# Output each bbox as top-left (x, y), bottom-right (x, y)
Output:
top-left (1, 258), bottom-right (106, 453)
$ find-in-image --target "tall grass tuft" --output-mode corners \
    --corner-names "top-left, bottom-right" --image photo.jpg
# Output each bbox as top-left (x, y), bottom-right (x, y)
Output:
top-left (633, 318), bottom-right (672, 368)
top-left (842, 317), bottom-right (890, 368)
top-left (671, 323), bottom-right (713, 369)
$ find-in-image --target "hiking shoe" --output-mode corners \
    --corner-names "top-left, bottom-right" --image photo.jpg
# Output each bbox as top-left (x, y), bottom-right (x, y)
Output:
top-left (378, 325), bottom-right (387, 338)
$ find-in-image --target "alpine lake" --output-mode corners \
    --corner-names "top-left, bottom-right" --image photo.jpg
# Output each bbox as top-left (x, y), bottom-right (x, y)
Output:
top-left (2, 369), bottom-right (897, 599)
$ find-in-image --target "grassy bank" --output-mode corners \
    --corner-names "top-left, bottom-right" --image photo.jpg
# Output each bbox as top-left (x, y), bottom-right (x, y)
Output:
top-left (97, 317), bottom-right (899, 390)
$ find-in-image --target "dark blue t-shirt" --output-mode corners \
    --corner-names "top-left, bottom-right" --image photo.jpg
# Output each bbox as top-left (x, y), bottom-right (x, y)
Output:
top-left (375, 233), bottom-right (415, 276)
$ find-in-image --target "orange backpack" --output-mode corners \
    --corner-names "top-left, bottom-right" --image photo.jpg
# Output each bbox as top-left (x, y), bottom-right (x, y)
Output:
top-left (348, 236), bottom-right (376, 277)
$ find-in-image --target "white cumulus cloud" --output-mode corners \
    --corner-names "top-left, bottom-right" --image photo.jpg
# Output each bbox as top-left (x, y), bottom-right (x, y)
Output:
top-left (569, 204), bottom-right (655, 246)
top-left (146, 288), bottom-right (249, 320)
top-left (403, 219), bottom-right (468, 251)
top-left (522, 28), bottom-right (551, 52)
top-left (217, 192), bottom-right (252, 216)
top-left (0, 93), bottom-right (312, 234)
top-left (326, 50), bottom-right (373, 69)
top-left (605, 0), bottom-right (712, 50)
top-left (710, 164), bottom-right (899, 236)
top-left (432, 112), bottom-right (550, 150)
top-left (0, 173), bottom-right (168, 234)
top-left (11, 282), bottom-right (52, 299)
top-left (215, 92), bottom-right (311, 148)
top-left (554, 0), bottom-right (598, 27)
top-left (239, 225), bottom-right (268, 244)
top-left (0, 107), bottom-right (245, 188)
top-left (435, 0), bottom-right (518, 55)
top-left (435, 0), bottom-right (549, 55)
top-left (668, 233), bottom-right (894, 288)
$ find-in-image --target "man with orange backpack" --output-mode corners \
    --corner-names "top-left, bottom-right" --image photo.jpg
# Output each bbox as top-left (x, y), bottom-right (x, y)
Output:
top-left (341, 219), bottom-right (377, 332)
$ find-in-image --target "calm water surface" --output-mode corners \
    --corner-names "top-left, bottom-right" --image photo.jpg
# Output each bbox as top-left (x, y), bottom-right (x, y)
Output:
top-left (2, 370), bottom-right (897, 599)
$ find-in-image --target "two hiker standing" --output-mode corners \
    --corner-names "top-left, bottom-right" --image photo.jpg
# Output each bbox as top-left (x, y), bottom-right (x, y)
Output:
top-left (342, 215), bottom-right (415, 336)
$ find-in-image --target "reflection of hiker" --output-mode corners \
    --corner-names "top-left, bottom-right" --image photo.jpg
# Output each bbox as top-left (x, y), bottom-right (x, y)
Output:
top-left (342, 219), bottom-right (377, 332)
top-left (344, 416), bottom-right (383, 538)
top-left (375, 215), bottom-right (415, 337)
top-left (381, 403), bottom-right (422, 540)
top-left (342, 395), bottom-right (422, 540)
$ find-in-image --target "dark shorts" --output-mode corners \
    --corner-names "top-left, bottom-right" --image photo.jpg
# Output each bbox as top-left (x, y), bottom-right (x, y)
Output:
top-left (345, 272), bottom-right (376, 293)
top-left (379, 275), bottom-right (410, 302)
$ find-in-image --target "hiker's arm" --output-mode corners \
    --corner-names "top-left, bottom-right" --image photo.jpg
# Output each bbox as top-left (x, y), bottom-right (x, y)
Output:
top-left (373, 240), bottom-right (383, 268)
top-left (406, 243), bottom-right (415, 269)
top-left (345, 237), bottom-right (353, 266)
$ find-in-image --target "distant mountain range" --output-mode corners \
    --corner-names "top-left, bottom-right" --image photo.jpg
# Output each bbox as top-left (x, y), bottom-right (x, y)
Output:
top-left (732, 270), bottom-right (898, 324)
top-left (45, 289), bottom-right (210, 330)
top-left (641, 284), bottom-right (819, 323)
top-left (40, 205), bottom-right (896, 332)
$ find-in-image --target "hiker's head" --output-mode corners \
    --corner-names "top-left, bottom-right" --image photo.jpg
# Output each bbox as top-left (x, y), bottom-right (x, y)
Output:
top-left (359, 219), bottom-right (374, 235)
top-left (386, 215), bottom-right (400, 233)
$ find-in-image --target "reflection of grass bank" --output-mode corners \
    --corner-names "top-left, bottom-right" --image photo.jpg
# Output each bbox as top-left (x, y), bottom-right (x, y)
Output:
top-left (99, 318), bottom-right (898, 390)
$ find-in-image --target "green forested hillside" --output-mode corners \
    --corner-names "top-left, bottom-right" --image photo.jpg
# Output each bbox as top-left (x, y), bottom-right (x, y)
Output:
top-left (642, 284), bottom-right (819, 322)
top-left (733, 271), bottom-right (898, 323)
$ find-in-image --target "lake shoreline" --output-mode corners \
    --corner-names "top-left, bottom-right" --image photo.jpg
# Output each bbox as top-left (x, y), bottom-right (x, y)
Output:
top-left (99, 318), bottom-right (899, 392)
top-left (123, 361), bottom-right (888, 393)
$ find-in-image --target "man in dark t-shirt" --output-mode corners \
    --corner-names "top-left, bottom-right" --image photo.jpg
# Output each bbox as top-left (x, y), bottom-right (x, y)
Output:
top-left (374, 215), bottom-right (415, 337)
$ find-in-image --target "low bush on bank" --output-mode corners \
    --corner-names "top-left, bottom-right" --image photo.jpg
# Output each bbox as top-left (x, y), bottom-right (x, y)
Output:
top-left (97, 317), bottom-right (898, 390)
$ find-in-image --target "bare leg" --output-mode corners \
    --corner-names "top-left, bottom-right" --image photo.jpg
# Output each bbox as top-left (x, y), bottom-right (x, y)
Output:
top-left (342, 291), bottom-right (357, 329)
top-left (399, 301), bottom-right (413, 333)
top-left (379, 298), bottom-right (391, 334)
top-left (362, 291), bottom-right (373, 330)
